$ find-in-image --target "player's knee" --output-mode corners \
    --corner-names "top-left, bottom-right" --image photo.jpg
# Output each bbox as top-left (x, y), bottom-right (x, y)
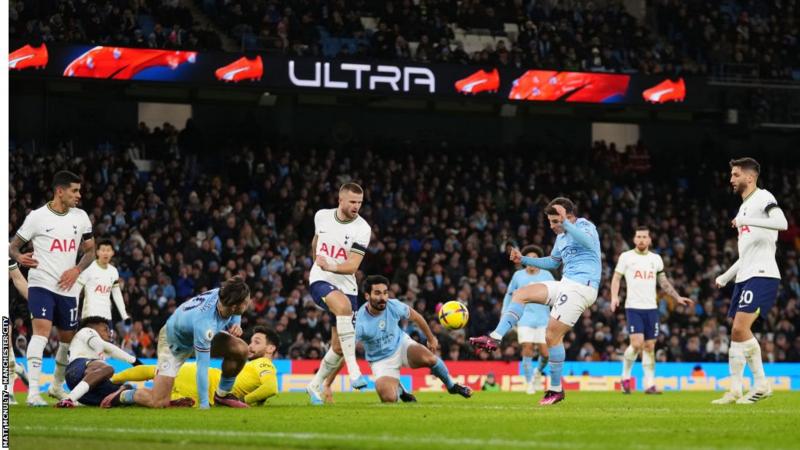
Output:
top-left (99, 365), bottom-right (114, 380)
top-left (378, 388), bottom-right (398, 403)
top-left (631, 342), bottom-right (644, 352)
top-left (422, 353), bottom-right (438, 367)
top-left (231, 339), bottom-right (249, 360)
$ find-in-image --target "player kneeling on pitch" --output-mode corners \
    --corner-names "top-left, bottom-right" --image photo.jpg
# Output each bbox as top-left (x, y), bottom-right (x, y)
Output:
top-left (111, 326), bottom-right (279, 407)
top-left (55, 316), bottom-right (143, 408)
top-left (101, 276), bottom-right (252, 409)
top-left (357, 275), bottom-right (472, 403)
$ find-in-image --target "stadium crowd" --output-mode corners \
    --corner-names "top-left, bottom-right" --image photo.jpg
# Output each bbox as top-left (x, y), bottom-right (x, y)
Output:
top-left (10, 0), bottom-right (798, 79)
top-left (9, 125), bottom-right (800, 364)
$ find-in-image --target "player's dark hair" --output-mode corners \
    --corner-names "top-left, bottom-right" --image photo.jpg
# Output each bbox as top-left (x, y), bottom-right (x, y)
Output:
top-left (52, 170), bottom-right (82, 190)
top-left (219, 276), bottom-right (250, 307)
top-left (96, 238), bottom-right (114, 252)
top-left (634, 226), bottom-right (650, 234)
top-left (80, 316), bottom-right (109, 329)
top-left (521, 245), bottom-right (544, 258)
top-left (729, 157), bottom-right (760, 175)
top-left (364, 275), bottom-right (390, 293)
top-left (339, 182), bottom-right (364, 195)
top-left (545, 197), bottom-right (576, 216)
top-left (252, 326), bottom-right (281, 348)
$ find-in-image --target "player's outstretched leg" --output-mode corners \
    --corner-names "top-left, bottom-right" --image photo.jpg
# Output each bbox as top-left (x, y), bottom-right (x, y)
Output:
top-left (408, 343), bottom-right (471, 398)
top-left (325, 291), bottom-right (368, 389)
top-left (211, 332), bottom-right (250, 408)
top-left (470, 284), bottom-right (549, 351)
top-left (48, 339), bottom-right (72, 401)
top-left (111, 365), bottom-right (157, 383)
top-left (58, 359), bottom-right (118, 408)
top-left (26, 319), bottom-right (51, 406)
top-left (539, 319), bottom-right (570, 406)
top-left (307, 346), bottom-right (344, 405)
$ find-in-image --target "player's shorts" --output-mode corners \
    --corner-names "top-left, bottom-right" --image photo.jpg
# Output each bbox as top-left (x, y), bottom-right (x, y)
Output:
top-left (309, 281), bottom-right (359, 319)
top-left (65, 358), bottom-right (121, 406)
top-left (517, 326), bottom-right (546, 344)
top-left (540, 278), bottom-right (598, 327)
top-left (28, 287), bottom-right (78, 330)
top-left (626, 308), bottom-right (659, 340)
top-left (728, 277), bottom-right (780, 318)
top-left (369, 334), bottom-right (420, 380)
top-left (156, 327), bottom-right (191, 378)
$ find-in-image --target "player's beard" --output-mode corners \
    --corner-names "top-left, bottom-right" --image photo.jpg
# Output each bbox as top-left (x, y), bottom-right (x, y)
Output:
top-left (732, 181), bottom-right (747, 195)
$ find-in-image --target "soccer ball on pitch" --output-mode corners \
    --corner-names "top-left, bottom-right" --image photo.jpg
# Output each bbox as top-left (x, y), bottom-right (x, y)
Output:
top-left (438, 301), bottom-right (469, 330)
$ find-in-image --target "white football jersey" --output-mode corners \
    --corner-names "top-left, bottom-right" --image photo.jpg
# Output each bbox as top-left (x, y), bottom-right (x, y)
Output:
top-left (68, 327), bottom-right (108, 362)
top-left (614, 250), bottom-right (664, 310)
top-left (309, 208), bottom-right (371, 295)
top-left (78, 261), bottom-right (125, 321)
top-left (16, 203), bottom-right (93, 296)
top-left (734, 188), bottom-right (781, 282)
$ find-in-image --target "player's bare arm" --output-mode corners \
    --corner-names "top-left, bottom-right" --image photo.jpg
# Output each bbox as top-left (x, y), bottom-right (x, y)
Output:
top-left (409, 308), bottom-right (439, 353)
top-left (315, 251), bottom-right (364, 275)
top-left (657, 273), bottom-right (694, 306)
top-left (610, 271), bottom-right (623, 312)
top-left (59, 238), bottom-right (96, 290)
top-left (10, 234), bottom-right (38, 268)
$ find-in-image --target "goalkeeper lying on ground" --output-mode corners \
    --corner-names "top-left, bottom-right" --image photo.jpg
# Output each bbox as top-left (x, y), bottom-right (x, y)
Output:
top-left (112, 326), bottom-right (279, 407)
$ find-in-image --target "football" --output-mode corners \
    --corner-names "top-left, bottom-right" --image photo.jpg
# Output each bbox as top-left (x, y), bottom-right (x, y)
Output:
top-left (438, 301), bottom-right (469, 330)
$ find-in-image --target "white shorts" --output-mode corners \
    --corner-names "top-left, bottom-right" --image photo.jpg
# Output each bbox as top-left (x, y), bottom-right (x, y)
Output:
top-left (518, 326), bottom-right (546, 344)
top-left (369, 334), bottom-right (421, 380)
top-left (156, 327), bottom-right (191, 378)
top-left (540, 278), bottom-right (598, 327)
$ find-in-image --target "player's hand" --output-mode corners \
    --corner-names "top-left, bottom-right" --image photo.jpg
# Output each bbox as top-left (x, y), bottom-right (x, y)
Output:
top-left (610, 298), bottom-right (620, 312)
top-left (714, 276), bottom-right (726, 289)
top-left (315, 255), bottom-right (331, 271)
top-left (552, 204), bottom-right (568, 221)
top-left (676, 296), bottom-right (695, 307)
top-left (228, 324), bottom-right (243, 337)
top-left (17, 252), bottom-right (38, 268)
top-left (731, 218), bottom-right (738, 228)
top-left (58, 266), bottom-right (81, 291)
top-left (509, 247), bottom-right (522, 264)
top-left (427, 336), bottom-right (440, 353)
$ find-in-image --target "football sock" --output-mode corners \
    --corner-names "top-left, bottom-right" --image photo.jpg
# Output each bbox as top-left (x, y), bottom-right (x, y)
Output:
top-left (68, 381), bottom-right (90, 402)
top-left (336, 316), bottom-right (362, 380)
top-left (622, 345), bottom-right (639, 380)
top-left (537, 354), bottom-right (549, 373)
top-left (490, 302), bottom-right (524, 340)
top-left (742, 337), bottom-right (767, 389)
top-left (549, 344), bottom-right (566, 392)
top-left (26, 335), bottom-right (47, 396)
top-left (642, 349), bottom-right (656, 388)
top-left (120, 388), bottom-right (137, 405)
top-left (728, 341), bottom-right (746, 395)
top-left (53, 342), bottom-right (70, 388)
top-left (216, 376), bottom-right (236, 396)
top-left (431, 358), bottom-right (455, 390)
top-left (522, 356), bottom-right (534, 383)
top-left (310, 348), bottom-right (343, 390)
top-left (111, 365), bottom-right (157, 383)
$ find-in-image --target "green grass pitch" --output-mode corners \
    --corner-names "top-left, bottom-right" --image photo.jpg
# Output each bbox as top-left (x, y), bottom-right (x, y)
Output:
top-left (10, 392), bottom-right (800, 449)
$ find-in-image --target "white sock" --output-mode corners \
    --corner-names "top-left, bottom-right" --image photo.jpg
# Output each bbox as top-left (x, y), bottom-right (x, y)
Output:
top-left (622, 345), bottom-right (639, 380)
top-left (53, 342), bottom-right (70, 387)
top-left (68, 381), bottom-right (90, 402)
top-left (336, 316), bottom-right (362, 380)
top-left (642, 350), bottom-right (655, 389)
top-left (26, 335), bottom-right (48, 396)
top-left (742, 337), bottom-right (767, 390)
top-left (728, 341), bottom-right (747, 395)
top-left (8, 346), bottom-right (16, 389)
top-left (310, 348), bottom-right (343, 390)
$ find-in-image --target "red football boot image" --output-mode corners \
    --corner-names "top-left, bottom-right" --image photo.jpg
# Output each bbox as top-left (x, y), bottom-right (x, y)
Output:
top-left (455, 68), bottom-right (499, 94)
top-left (9, 43), bottom-right (48, 70)
top-left (642, 78), bottom-right (686, 103)
top-left (215, 56), bottom-right (264, 82)
top-left (63, 47), bottom-right (197, 80)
